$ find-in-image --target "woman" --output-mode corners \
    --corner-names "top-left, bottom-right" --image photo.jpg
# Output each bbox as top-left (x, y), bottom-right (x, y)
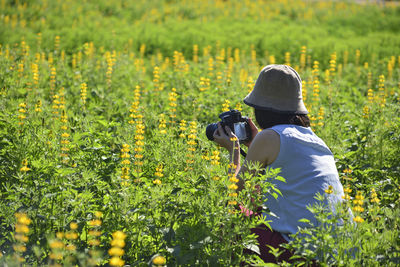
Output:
top-left (213, 65), bottom-right (345, 263)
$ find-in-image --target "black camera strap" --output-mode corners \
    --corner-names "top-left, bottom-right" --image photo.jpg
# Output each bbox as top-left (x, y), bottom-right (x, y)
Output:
top-left (240, 147), bottom-right (247, 158)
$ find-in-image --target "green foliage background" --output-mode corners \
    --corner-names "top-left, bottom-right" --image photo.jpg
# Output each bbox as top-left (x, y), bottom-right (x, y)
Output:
top-left (0, 0), bottom-right (399, 265)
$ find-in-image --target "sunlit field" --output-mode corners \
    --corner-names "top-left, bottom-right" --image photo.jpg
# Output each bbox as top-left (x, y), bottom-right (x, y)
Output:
top-left (0, 0), bottom-right (399, 266)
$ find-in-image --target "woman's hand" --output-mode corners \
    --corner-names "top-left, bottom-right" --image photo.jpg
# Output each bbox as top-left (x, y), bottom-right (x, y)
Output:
top-left (243, 118), bottom-right (259, 147)
top-left (213, 123), bottom-right (239, 153)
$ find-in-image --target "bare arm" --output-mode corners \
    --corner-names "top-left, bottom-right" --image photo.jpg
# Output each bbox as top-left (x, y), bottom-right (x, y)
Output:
top-left (236, 129), bottom-right (280, 190)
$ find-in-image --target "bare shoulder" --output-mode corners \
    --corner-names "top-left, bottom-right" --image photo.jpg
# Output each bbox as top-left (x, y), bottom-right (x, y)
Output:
top-left (246, 129), bottom-right (280, 166)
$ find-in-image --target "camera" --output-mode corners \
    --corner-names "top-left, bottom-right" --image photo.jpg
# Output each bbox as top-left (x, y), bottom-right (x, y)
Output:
top-left (206, 109), bottom-right (251, 143)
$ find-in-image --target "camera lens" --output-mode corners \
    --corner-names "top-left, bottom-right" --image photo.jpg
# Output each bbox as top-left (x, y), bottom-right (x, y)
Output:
top-left (205, 123), bottom-right (218, 141)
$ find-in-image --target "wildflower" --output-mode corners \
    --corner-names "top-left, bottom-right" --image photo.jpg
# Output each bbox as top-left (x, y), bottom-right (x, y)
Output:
top-left (88, 239), bottom-right (100, 246)
top-left (153, 179), bottom-right (162, 185)
top-left (370, 188), bottom-right (380, 203)
top-left (228, 184), bottom-right (238, 190)
top-left (109, 257), bottom-right (125, 267)
top-left (70, 222), bottom-right (78, 230)
top-left (109, 230), bottom-right (126, 266)
top-left (158, 114), bottom-right (167, 134)
top-left (168, 88), bottom-right (177, 120)
top-left (153, 255), bottom-right (167, 265)
top-left (112, 231), bottom-right (126, 241)
top-left (325, 185), bottom-right (333, 194)
top-left (353, 216), bottom-right (364, 223)
top-left (17, 102), bottom-right (27, 126)
top-left (89, 219), bottom-right (102, 227)
top-left (108, 247), bottom-right (124, 257)
top-left (13, 244), bottom-right (27, 253)
top-left (49, 240), bottom-right (64, 249)
top-left (222, 100), bottom-right (230, 112)
top-left (65, 231), bottom-right (78, 240)
top-left (56, 232), bottom-right (64, 239)
top-left (228, 200), bottom-right (238, 206)
top-left (210, 150), bottom-right (220, 165)
top-left (229, 177), bottom-right (239, 183)
top-left (20, 159), bottom-right (30, 172)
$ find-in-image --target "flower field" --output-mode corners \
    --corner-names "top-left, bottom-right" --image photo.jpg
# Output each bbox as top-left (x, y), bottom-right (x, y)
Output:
top-left (0, 0), bottom-right (400, 266)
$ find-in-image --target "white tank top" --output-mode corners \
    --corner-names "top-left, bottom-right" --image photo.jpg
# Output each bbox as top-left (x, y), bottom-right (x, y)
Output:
top-left (264, 125), bottom-right (344, 239)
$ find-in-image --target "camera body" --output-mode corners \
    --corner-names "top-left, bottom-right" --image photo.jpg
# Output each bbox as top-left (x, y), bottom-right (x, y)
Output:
top-left (206, 109), bottom-right (251, 143)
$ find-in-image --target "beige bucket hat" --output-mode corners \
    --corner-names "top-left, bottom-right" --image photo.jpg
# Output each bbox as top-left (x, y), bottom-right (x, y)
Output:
top-left (243, 64), bottom-right (308, 114)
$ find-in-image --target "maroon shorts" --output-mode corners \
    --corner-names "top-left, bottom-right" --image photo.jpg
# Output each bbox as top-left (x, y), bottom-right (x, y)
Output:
top-left (245, 224), bottom-right (294, 263)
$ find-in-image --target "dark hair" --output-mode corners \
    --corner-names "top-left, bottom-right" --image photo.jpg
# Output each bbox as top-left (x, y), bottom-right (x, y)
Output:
top-left (254, 109), bottom-right (310, 129)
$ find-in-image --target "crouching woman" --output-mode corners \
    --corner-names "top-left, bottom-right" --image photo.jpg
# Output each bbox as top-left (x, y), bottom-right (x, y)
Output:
top-left (212, 65), bottom-right (345, 263)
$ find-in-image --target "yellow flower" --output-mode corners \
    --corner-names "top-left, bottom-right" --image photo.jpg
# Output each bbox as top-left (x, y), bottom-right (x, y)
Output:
top-left (153, 179), bottom-right (162, 185)
top-left (121, 159), bottom-right (131, 165)
top-left (89, 230), bottom-right (101, 237)
top-left (229, 177), bottom-right (239, 183)
top-left (65, 231), bottom-right (78, 240)
top-left (228, 184), bottom-right (238, 190)
top-left (353, 216), bottom-right (364, 223)
top-left (212, 176), bottom-right (220, 181)
top-left (17, 216), bottom-right (31, 225)
top-left (70, 222), bottom-right (78, 230)
top-left (112, 231), bottom-right (126, 240)
top-left (228, 200), bottom-right (237, 205)
top-left (95, 212), bottom-right (103, 218)
top-left (89, 219), bottom-right (102, 227)
top-left (49, 252), bottom-right (63, 260)
top-left (153, 255), bottom-right (167, 265)
top-left (109, 257), bottom-right (125, 267)
top-left (49, 240), bottom-right (64, 249)
top-left (324, 185), bottom-right (333, 194)
top-left (56, 232), bottom-right (64, 239)
top-left (20, 166), bottom-right (30, 172)
top-left (15, 224), bottom-right (29, 234)
top-left (352, 205), bottom-right (364, 213)
top-left (88, 239), bottom-right (100, 246)
top-left (108, 247), bottom-right (125, 256)
top-left (13, 244), bottom-right (27, 253)
top-left (111, 239), bottom-right (125, 248)
top-left (66, 244), bottom-right (76, 251)
top-left (15, 234), bottom-right (29, 243)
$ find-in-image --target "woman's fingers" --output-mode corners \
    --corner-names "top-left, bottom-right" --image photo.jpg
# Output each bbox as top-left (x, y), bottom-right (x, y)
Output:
top-left (248, 118), bottom-right (259, 133)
